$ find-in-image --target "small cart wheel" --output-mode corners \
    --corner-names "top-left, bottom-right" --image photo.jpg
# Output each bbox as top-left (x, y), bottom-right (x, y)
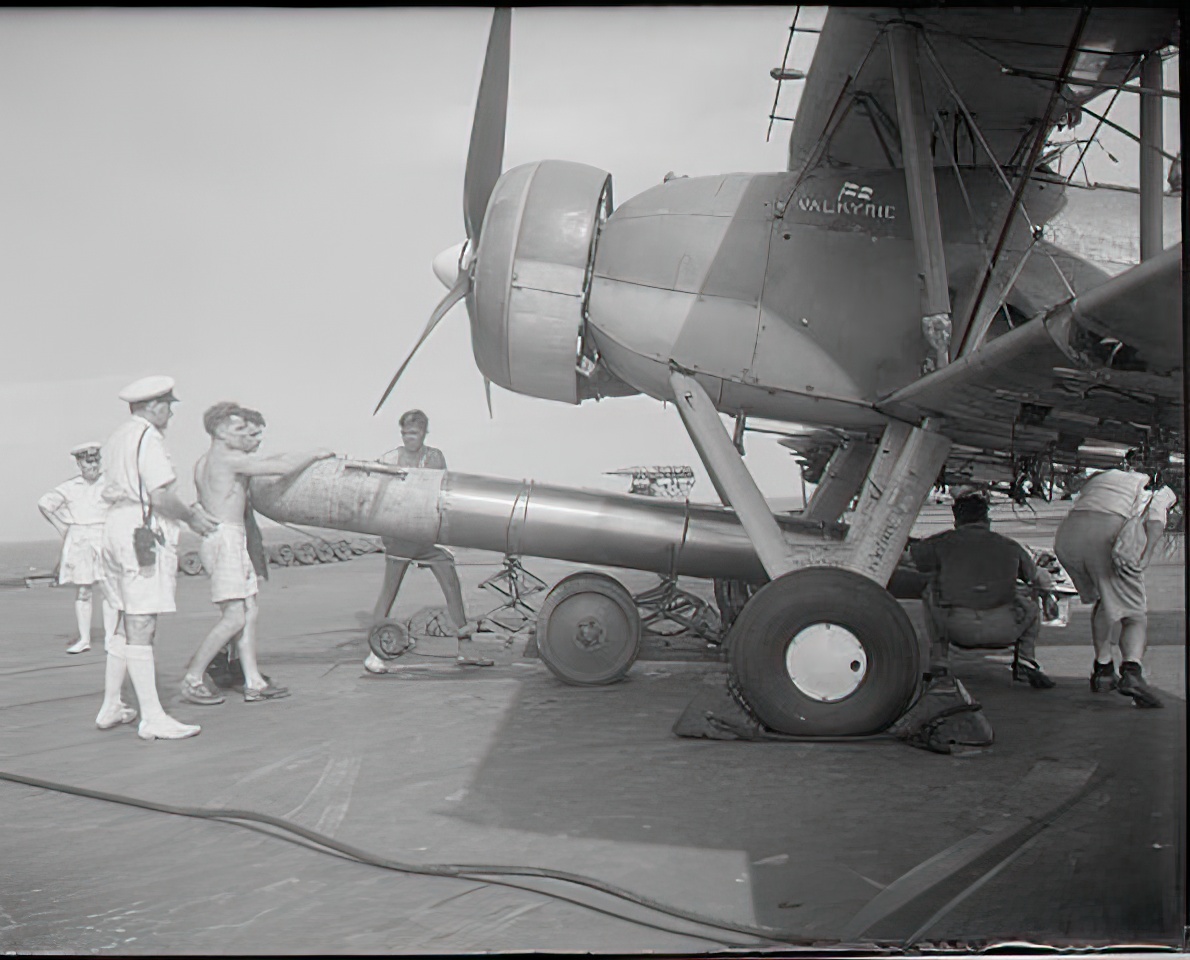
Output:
top-left (369, 618), bottom-right (414, 661)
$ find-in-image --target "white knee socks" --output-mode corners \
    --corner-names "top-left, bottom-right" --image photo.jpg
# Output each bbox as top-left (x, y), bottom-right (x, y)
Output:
top-left (101, 597), bottom-right (120, 649)
top-left (74, 597), bottom-right (92, 646)
top-left (124, 644), bottom-right (168, 723)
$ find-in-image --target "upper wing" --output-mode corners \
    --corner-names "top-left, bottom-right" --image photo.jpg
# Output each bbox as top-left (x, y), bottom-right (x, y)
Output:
top-left (878, 245), bottom-right (1183, 462)
top-left (788, 8), bottom-right (1179, 176)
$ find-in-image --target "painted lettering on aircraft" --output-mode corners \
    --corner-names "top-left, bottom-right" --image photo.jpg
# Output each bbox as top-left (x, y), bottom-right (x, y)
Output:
top-left (796, 181), bottom-right (896, 220)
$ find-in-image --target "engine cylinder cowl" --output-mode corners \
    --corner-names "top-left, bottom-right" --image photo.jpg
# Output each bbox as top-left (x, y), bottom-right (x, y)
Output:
top-left (471, 159), bottom-right (612, 404)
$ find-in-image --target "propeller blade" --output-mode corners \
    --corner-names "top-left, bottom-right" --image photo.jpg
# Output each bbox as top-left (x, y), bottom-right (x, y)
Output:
top-left (373, 275), bottom-right (469, 415)
top-left (483, 377), bottom-right (493, 418)
top-left (462, 7), bottom-right (510, 241)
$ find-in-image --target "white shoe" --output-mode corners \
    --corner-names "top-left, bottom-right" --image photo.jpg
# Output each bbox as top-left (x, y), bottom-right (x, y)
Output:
top-left (66, 637), bottom-right (91, 654)
top-left (96, 703), bottom-right (138, 729)
top-left (137, 715), bottom-right (201, 741)
top-left (363, 652), bottom-right (388, 675)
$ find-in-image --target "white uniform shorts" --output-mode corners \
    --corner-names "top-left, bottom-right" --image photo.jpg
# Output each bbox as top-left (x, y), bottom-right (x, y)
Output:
top-left (102, 504), bottom-right (178, 615)
top-left (58, 523), bottom-right (105, 586)
top-left (200, 523), bottom-right (259, 604)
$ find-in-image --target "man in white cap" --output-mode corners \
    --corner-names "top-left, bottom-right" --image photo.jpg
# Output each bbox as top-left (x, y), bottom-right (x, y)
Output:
top-left (97, 376), bottom-right (219, 740)
top-left (38, 442), bottom-right (120, 654)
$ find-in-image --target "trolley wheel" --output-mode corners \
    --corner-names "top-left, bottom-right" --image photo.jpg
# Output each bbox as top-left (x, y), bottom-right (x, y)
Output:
top-left (292, 542), bottom-right (318, 565)
top-left (535, 572), bottom-right (641, 686)
top-left (728, 567), bottom-right (920, 736)
top-left (178, 551), bottom-right (205, 576)
top-left (314, 541), bottom-right (336, 563)
top-left (369, 618), bottom-right (414, 661)
top-left (332, 540), bottom-right (355, 561)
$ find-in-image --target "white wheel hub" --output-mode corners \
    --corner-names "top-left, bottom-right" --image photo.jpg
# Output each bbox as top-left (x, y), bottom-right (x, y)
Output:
top-left (784, 623), bottom-right (867, 702)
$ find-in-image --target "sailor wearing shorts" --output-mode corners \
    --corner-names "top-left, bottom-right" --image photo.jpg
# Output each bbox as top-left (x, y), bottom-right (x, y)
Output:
top-left (38, 441), bottom-right (119, 654)
top-left (199, 521), bottom-right (259, 605)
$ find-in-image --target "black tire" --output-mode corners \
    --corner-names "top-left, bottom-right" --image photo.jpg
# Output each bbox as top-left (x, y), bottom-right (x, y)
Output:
top-left (536, 572), bottom-right (641, 686)
top-left (728, 567), bottom-right (919, 736)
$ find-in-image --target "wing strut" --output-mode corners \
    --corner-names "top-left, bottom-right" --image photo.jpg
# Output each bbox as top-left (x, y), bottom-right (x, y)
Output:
top-left (953, 8), bottom-right (1091, 359)
top-left (888, 24), bottom-right (952, 373)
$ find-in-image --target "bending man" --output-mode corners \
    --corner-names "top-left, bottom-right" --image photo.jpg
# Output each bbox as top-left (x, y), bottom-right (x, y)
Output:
top-left (1054, 451), bottom-right (1178, 707)
top-left (180, 402), bottom-right (333, 705)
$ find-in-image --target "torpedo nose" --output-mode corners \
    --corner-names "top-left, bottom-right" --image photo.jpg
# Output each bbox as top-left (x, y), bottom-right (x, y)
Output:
top-left (432, 240), bottom-right (468, 290)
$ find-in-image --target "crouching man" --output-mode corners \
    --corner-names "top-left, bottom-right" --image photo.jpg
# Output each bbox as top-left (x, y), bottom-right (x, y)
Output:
top-left (911, 493), bottom-right (1057, 688)
top-left (179, 402), bottom-right (333, 706)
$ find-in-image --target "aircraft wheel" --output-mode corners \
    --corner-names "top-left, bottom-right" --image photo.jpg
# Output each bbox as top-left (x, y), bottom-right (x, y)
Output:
top-left (178, 551), bottom-right (204, 576)
top-left (536, 572), bottom-right (641, 686)
top-left (728, 567), bottom-right (919, 736)
top-left (369, 618), bottom-right (414, 661)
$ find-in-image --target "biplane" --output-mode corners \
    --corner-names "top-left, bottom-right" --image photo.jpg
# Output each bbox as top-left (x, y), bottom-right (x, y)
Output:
top-left (255, 7), bottom-right (1182, 738)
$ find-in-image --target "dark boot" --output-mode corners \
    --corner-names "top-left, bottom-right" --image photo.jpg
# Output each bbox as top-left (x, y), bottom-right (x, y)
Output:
top-left (1013, 656), bottom-right (1056, 689)
top-left (207, 647), bottom-right (245, 689)
top-left (1117, 661), bottom-right (1164, 708)
top-left (1090, 659), bottom-right (1117, 693)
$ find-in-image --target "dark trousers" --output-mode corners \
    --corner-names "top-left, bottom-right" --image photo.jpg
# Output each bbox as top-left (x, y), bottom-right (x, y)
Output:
top-left (923, 582), bottom-right (1040, 670)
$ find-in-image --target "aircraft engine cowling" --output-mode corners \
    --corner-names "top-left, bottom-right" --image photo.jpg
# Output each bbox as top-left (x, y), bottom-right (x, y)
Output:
top-left (470, 160), bottom-right (612, 404)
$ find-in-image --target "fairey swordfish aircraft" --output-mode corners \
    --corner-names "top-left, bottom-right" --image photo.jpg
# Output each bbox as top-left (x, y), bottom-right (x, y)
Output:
top-left (252, 7), bottom-right (1183, 739)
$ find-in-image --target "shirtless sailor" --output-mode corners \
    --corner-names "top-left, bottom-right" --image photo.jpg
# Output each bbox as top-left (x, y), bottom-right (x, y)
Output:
top-left (180, 402), bottom-right (333, 705)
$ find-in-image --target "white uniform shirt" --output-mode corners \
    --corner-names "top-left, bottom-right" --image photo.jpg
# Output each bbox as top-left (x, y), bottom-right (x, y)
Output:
top-left (38, 475), bottom-right (109, 526)
top-left (1071, 468), bottom-right (1177, 524)
top-left (101, 416), bottom-right (177, 508)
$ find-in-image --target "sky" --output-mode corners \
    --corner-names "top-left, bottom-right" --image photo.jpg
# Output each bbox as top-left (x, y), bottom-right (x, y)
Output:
top-left (0, 8), bottom-right (1179, 542)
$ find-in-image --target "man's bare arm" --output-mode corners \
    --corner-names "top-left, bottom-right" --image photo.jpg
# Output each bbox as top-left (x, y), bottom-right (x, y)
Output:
top-left (228, 449), bottom-right (335, 478)
top-left (149, 482), bottom-right (219, 535)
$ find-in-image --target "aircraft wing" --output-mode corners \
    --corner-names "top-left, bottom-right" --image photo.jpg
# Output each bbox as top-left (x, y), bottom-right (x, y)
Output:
top-left (788, 8), bottom-right (1179, 175)
top-left (877, 245), bottom-right (1184, 462)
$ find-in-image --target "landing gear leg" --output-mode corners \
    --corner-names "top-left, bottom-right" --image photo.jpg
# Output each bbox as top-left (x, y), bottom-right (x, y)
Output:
top-left (671, 410), bottom-right (951, 738)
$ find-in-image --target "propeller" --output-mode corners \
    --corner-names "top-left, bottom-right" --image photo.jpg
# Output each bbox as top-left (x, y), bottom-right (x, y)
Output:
top-left (374, 7), bottom-right (511, 415)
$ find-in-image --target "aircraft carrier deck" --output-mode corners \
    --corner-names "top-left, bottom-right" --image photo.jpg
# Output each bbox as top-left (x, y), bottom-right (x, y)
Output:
top-left (1, 521), bottom-right (1184, 953)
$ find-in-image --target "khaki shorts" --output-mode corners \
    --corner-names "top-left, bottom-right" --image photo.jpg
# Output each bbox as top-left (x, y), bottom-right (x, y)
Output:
top-left (1054, 509), bottom-right (1145, 621)
top-left (58, 523), bottom-right (104, 586)
top-left (200, 523), bottom-right (259, 604)
top-left (102, 505), bottom-right (178, 615)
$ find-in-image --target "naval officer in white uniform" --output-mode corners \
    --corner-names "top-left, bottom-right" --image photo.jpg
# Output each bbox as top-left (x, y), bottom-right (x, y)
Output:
top-left (96, 376), bottom-right (219, 740)
top-left (38, 441), bottom-right (120, 654)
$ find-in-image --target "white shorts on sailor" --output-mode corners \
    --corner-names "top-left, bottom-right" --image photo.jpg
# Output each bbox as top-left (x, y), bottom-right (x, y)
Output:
top-left (59, 524), bottom-right (105, 586)
top-left (102, 504), bottom-right (179, 615)
top-left (200, 523), bottom-right (259, 604)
